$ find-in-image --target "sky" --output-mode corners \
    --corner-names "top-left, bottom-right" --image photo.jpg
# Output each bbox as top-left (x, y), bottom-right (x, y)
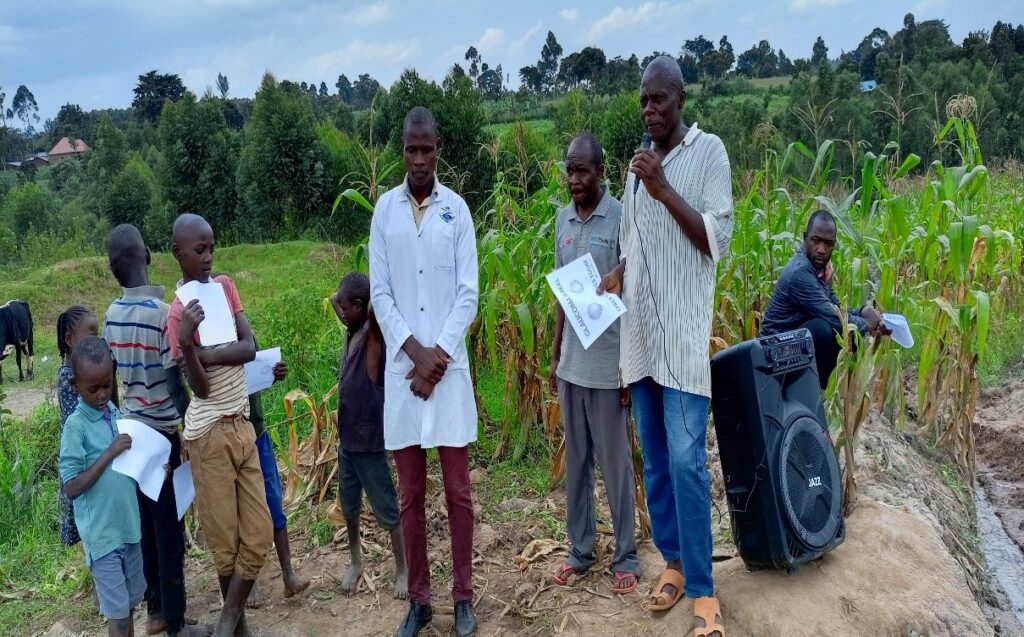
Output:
top-left (1, 0), bottom-right (1019, 123)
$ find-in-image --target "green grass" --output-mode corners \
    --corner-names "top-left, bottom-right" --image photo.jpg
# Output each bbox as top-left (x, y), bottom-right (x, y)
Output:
top-left (0, 242), bottom-right (352, 636)
top-left (979, 312), bottom-right (1024, 386)
top-left (688, 75), bottom-right (793, 93)
top-left (0, 241), bottom-right (567, 636)
top-left (484, 118), bottom-right (555, 140)
top-left (0, 403), bottom-right (94, 637)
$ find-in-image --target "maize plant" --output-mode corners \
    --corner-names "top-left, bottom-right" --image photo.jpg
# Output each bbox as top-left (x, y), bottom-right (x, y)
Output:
top-left (326, 114), bottom-right (1019, 501)
top-left (718, 116), bottom-right (1018, 494)
top-left (475, 167), bottom-right (560, 461)
top-left (279, 385), bottom-right (340, 512)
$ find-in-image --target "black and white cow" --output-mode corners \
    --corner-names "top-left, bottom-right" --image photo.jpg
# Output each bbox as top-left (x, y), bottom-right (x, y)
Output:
top-left (0, 300), bottom-right (34, 383)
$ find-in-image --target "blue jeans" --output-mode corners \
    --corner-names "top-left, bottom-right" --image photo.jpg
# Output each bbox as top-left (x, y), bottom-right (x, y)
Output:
top-left (255, 431), bottom-right (288, 530)
top-left (630, 377), bottom-right (714, 598)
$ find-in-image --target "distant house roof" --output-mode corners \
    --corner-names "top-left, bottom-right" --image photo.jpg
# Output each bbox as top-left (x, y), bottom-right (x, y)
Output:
top-left (48, 137), bottom-right (91, 157)
top-left (859, 80), bottom-right (878, 92)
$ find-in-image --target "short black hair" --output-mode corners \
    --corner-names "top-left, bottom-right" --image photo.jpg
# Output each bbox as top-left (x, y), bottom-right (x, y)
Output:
top-left (568, 133), bottom-right (604, 168)
top-left (57, 305), bottom-right (94, 362)
top-left (106, 224), bottom-right (147, 276)
top-left (70, 336), bottom-right (111, 377)
top-left (339, 271), bottom-right (370, 305)
top-left (172, 212), bottom-right (213, 245)
top-left (806, 209), bottom-right (837, 233)
top-left (403, 106), bottom-right (438, 141)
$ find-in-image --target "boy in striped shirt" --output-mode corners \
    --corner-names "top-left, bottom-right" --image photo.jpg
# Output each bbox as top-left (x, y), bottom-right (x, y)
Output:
top-left (103, 224), bottom-right (211, 637)
top-left (166, 213), bottom-right (272, 637)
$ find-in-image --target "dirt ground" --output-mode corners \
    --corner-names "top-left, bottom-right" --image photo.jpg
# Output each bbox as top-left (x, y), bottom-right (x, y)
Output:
top-left (35, 407), bottom-right (1013, 637)
top-left (977, 379), bottom-right (1024, 553)
top-left (1, 381), bottom-right (48, 420)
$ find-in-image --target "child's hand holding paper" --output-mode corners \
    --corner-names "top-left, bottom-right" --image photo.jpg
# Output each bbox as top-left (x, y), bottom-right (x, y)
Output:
top-left (175, 280), bottom-right (236, 347)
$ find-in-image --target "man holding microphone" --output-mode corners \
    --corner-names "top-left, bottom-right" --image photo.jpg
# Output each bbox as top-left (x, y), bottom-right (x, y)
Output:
top-left (599, 56), bottom-right (732, 637)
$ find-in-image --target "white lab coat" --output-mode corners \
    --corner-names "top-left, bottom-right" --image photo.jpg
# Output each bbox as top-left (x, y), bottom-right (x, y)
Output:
top-left (369, 181), bottom-right (480, 450)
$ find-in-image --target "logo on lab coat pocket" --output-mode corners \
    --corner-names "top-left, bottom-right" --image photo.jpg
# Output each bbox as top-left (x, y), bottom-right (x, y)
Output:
top-left (440, 206), bottom-right (455, 223)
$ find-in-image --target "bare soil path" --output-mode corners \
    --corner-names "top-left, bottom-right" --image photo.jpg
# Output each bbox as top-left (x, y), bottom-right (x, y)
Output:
top-left (2, 382), bottom-right (48, 420)
top-left (36, 412), bottom-right (999, 637)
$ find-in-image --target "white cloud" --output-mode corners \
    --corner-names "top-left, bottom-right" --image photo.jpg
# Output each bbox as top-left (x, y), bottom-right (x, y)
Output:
top-left (589, 2), bottom-right (669, 40)
top-left (512, 22), bottom-right (543, 50)
top-left (346, 1), bottom-right (394, 27)
top-left (307, 38), bottom-right (418, 76)
top-left (104, 0), bottom-right (277, 12)
top-left (560, 8), bottom-right (580, 24)
top-left (0, 23), bottom-right (26, 53)
top-left (911, 0), bottom-right (947, 14)
top-left (475, 27), bottom-right (506, 53)
top-left (790, 0), bottom-right (850, 10)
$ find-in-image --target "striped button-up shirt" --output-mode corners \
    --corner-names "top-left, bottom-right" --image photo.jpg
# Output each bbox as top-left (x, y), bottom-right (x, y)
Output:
top-left (619, 124), bottom-right (734, 397)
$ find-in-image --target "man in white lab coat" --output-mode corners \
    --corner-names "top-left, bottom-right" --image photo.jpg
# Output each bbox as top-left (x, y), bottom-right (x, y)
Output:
top-left (369, 107), bottom-right (479, 637)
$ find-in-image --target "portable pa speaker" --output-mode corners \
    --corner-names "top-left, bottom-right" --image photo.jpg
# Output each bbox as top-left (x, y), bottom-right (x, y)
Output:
top-left (710, 328), bottom-right (845, 571)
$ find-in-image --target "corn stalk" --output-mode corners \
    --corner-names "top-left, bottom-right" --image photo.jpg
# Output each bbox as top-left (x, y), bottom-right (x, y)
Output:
top-left (279, 385), bottom-right (340, 511)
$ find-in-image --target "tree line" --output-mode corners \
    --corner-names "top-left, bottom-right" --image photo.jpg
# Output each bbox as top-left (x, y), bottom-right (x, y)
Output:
top-left (1, 13), bottom-right (1022, 267)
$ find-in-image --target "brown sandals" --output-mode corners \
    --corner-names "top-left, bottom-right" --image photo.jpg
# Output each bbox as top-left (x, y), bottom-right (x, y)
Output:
top-left (646, 568), bottom-right (684, 612)
top-left (646, 572), bottom-right (725, 636)
top-left (693, 596), bottom-right (726, 637)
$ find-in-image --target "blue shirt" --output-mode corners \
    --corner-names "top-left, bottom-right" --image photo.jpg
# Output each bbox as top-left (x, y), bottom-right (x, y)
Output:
top-left (58, 401), bottom-right (141, 564)
top-left (760, 250), bottom-right (867, 337)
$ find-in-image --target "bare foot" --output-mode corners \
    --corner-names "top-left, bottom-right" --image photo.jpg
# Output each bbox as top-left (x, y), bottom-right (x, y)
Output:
top-left (233, 614), bottom-right (256, 637)
top-left (150, 615), bottom-right (202, 635)
top-left (169, 624), bottom-right (214, 637)
top-left (393, 566), bottom-right (409, 600)
top-left (245, 583), bottom-right (264, 609)
top-left (340, 561), bottom-right (364, 594)
top-left (282, 571), bottom-right (310, 598)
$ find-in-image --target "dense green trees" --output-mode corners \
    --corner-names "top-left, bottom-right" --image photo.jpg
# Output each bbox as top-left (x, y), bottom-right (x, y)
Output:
top-left (132, 71), bottom-right (186, 123)
top-left (159, 93), bottom-right (238, 239)
top-left (236, 73), bottom-right (330, 241)
top-left (2, 14), bottom-right (1023, 263)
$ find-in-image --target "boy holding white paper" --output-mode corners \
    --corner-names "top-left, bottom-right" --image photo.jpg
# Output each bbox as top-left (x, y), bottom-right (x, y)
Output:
top-left (103, 223), bottom-right (210, 637)
top-left (166, 213), bottom-right (272, 637)
top-left (244, 345), bottom-right (309, 606)
top-left (59, 336), bottom-right (143, 637)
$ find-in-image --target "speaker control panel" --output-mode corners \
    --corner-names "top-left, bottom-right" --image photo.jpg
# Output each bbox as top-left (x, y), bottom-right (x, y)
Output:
top-left (758, 328), bottom-right (815, 374)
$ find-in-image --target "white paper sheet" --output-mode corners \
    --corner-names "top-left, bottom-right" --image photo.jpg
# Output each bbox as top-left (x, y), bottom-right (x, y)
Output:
top-left (882, 313), bottom-right (914, 349)
top-left (174, 280), bottom-right (237, 347)
top-left (111, 419), bottom-right (172, 501)
top-left (172, 462), bottom-right (195, 521)
top-left (546, 253), bottom-right (627, 350)
top-left (245, 347), bottom-right (281, 395)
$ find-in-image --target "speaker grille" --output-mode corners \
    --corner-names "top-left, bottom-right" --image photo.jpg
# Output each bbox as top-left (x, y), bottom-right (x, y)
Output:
top-left (779, 415), bottom-right (843, 549)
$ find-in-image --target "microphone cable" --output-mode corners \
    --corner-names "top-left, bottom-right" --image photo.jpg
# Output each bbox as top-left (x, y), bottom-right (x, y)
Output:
top-left (628, 149), bottom-right (709, 506)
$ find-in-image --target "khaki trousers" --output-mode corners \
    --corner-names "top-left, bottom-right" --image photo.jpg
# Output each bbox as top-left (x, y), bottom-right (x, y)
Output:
top-left (189, 415), bottom-right (273, 580)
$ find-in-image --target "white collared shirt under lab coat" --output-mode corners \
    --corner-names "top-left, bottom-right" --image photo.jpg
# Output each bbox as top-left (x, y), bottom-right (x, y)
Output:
top-left (369, 180), bottom-right (479, 450)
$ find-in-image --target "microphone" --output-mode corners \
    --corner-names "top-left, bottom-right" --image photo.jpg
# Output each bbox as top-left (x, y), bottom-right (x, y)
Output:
top-left (633, 132), bottom-right (652, 195)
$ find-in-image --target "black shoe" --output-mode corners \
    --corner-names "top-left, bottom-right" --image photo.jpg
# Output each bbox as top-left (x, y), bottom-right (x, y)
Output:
top-left (454, 600), bottom-right (478, 637)
top-left (396, 601), bottom-right (432, 637)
